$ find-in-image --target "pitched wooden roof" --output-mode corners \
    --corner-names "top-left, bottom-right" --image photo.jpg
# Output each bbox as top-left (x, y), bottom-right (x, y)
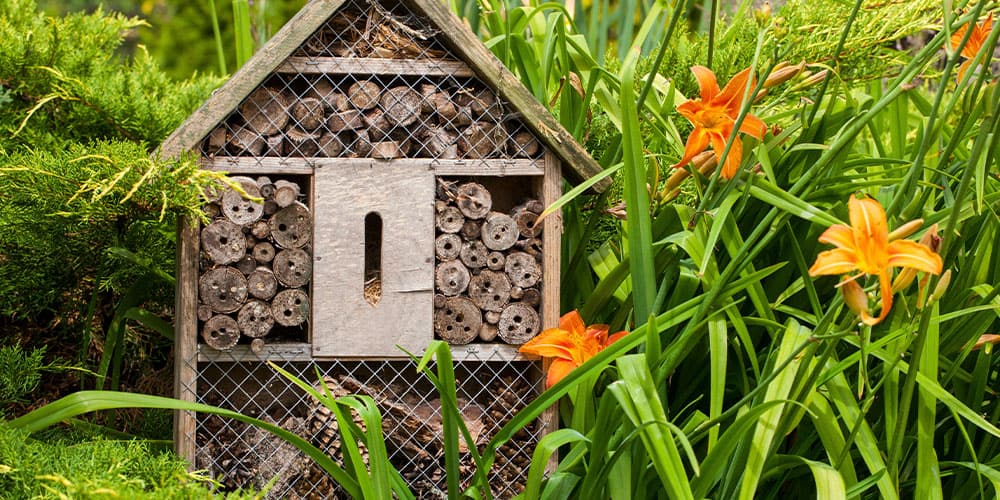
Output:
top-left (159, 0), bottom-right (607, 189)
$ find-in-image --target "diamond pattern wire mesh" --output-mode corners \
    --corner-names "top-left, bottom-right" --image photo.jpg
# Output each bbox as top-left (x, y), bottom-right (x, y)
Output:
top-left (199, 0), bottom-right (546, 162)
top-left (188, 349), bottom-right (545, 499)
top-left (295, 0), bottom-right (452, 59)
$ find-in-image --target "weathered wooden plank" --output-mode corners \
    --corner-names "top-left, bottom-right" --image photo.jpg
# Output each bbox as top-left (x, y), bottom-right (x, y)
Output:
top-left (277, 56), bottom-right (474, 77)
top-left (406, 0), bottom-right (607, 190)
top-left (198, 156), bottom-right (544, 176)
top-left (312, 163), bottom-right (435, 358)
top-left (541, 152), bottom-right (562, 470)
top-left (197, 342), bottom-right (313, 362)
top-left (199, 157), bottom-right (316, 174)
top-left (448, 343), bottom-right (532, 362)
top-left (158, 0), bottom-right (350, 159)
top-left (173, 217), bottom-right (199, 465)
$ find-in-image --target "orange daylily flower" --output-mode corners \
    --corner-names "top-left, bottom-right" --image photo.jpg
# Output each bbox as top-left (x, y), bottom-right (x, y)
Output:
top-left (950, 13), bottom-right (994, 82)
top-left (518, 310), bottom-right (627, 388)
top-left (809, 195), bottom-right (943, 326)
top-left (672, 65), bottom-right (768, 179)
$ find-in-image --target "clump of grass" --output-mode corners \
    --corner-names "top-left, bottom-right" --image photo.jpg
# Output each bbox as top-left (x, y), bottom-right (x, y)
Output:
top-left (0, 345), bottom-right (46, 408)
top-left (0, 422), bottom-right (256, 498)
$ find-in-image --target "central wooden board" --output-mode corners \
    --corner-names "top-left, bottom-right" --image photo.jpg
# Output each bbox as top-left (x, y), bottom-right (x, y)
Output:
top-left (313, 162), bottom-right (434, 357)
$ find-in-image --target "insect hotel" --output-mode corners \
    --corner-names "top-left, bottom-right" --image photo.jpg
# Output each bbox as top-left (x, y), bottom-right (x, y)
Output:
top-left (162, 0), bottom-right (603, 496)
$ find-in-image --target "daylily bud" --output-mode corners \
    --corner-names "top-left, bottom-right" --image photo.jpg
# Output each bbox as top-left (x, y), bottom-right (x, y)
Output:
top-left (893, 267), bottom-right (918, 292)
top-left (791, 69), bottom-right (829, 91)
top-left (764, 61), bottom-right (805, 88)
top-left (841, 279), bottom-right (869, 318)
top-left (662, 151), bottom-right (715, 201)
top-left (693, 150), bottom-right (718, 176)
top-left (606, 202), bottom-right (627, 220)
top-left (919, 223), bottom-right (941, 253)
top-left (925, 269), bottom-right (951, 306)
top-left (804, 69), bottom-right (830, 85)
top-left (772, 16), bottom-right (787, 37)
top-left (660, 187), bottom-right (682, 203)
top-left (973, 334), bottom-right (1000, 351)
top-left (663, 168), bottom-right (690, 193)
top-left (887, 219), bottom-right (924, 241)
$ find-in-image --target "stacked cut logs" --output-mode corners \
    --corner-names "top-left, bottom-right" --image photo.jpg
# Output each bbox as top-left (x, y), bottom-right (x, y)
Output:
top-left (199, 176), bottom-right (312, 350)
top-left (433, 180), bottom-right (543, 345)
top-left (203, 77), bottom-right (543, 160)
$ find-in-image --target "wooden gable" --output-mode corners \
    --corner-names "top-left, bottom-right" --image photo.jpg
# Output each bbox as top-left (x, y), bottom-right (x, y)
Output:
top-left (159, 0), bottom-right (607, 190)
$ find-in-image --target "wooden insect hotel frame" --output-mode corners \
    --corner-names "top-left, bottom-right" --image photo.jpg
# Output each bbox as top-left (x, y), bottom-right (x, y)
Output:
top-left (162, 0), bottom-right (603, 496)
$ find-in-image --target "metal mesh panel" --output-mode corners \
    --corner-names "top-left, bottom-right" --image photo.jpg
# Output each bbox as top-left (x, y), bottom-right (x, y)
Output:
top-left (189, 350), bottom-right (545, 499)
top-left (198, 0), bottom-right (545, 161)
top-left (295, 0), bottom-right (453, 59)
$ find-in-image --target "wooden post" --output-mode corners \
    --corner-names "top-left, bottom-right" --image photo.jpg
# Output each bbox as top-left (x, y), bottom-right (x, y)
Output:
top-left (174, 217), bottom-right (198, 466)
top-left (540, 151), bottom-right (562, 471)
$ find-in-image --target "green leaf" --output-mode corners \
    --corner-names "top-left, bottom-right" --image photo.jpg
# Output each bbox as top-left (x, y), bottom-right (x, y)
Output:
top-left (738, 319), bottom-right (813, 499)
top-left (611, 355), bottom-right (694, 500)
top-left (916, 302), bottom-right (943, 500)
top-left (232, 0), bottom-right (254, 68)
top-left (523, 429), bottom-right (589, 499)
top-left (748, 177), bottom-right (842, 227)
top-left (773, 455), bottom-right (847, 500)
top-left (619, 43), bottom-right (656, 325)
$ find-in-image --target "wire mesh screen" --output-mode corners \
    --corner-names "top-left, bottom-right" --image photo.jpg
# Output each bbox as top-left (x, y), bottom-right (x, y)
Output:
top-left (190, 353), bottom-right (544, 499)
top-left (294, 0), bottom-right (452, 59)
top-left (198, 0), bottom-right (545, 161)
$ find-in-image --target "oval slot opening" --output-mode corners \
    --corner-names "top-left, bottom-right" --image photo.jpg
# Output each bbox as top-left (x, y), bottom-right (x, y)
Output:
top-left (364, 212), bottom-right (382, 306)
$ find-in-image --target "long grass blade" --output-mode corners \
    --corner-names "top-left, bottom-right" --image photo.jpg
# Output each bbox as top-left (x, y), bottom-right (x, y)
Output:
top-left (8, 390), bottom-right (362, 497)
top-left (737, 319), bottom-right (812, 499)
top-left (619, 43), bottom-right (656, 325)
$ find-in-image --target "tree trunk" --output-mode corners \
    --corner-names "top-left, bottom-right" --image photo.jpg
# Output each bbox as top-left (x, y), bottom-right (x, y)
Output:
top-left (238, 300), bottom-right (275, 338)
top-left (252, 242), bottom-right (276, 263)
top-left (199, 266), bottom-right (248, 314)
top-left (201, 220), bottom-right (246, 265)
top-left (435, 260), bottom-right (471, 296)
top-left (481, 212), bottom-right (518, 251)
top-left (269, 202), bottom-right (312, 248)
top-left (468, 270), bottom-right (512, 312)
top-left (247, 268), bottom-right (278, 301)
top-left (435, 233), bottom-right (462, 261)
top-left (271, 289), bottom-right (309, 327)
top-left (379, 86), bottom-right (422, 127)
top-left (459, 241), bottom-right (488, 270)
top-left (285, 128), bottom-right (320, 156)
top-left (347, 80), bottom-right (381, 111)
top-left (239, 88), bottom-right (290, 135)
top-left (435, 206), bottom-right (465, 234)
top-left (202, 314), bottom-right (241, 350)
top-left (456, 182), bottom-right (491, 219)
top-left (326, 110), bottom-right (367, 132)
top-left (505, 252), bottom-right (540, 288)
top-left (497, 303), bottom-right (540, 344)
top-left (434, 297), bottom-right (481, 344)
top-left (291, 97), bottom-right (326, 131)
top-left (273, 248), bottom-right (312, 288)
